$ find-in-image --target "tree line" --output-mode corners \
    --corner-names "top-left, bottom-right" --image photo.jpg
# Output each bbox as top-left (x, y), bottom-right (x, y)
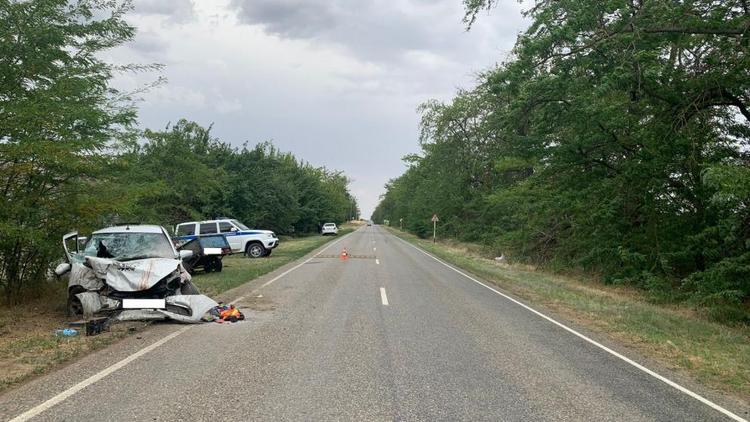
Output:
top-left (0, 0), bottom-right (357, 303)
top-left (122, 121), bottom-right (358, 234)
top-left (373, 0), bottom-right (749, 320)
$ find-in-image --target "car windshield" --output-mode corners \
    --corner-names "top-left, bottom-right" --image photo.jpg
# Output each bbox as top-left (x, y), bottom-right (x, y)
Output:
top-left (231, 220), bottom-right (249, 230)
top-left (82, 232), bottom-right (175, 261)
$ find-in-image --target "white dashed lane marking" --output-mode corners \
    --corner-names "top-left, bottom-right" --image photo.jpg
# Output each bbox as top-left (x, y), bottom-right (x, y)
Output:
top-left (380, 288), bottom-right (389, 306)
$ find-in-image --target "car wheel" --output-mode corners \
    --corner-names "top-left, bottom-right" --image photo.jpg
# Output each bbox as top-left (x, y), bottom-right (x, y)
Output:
top-left (214, 257), bottom-right (223, 272)
top-left (67, 290), bottom-right (84, 317)
top-left (181, 280), bottom-right (200, 295)
top-left (246, 242), bottom-right (266, 258)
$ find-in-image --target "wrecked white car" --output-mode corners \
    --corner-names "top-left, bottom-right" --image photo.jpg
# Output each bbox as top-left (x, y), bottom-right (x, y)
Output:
top-left (55, 225), bottom-right (218, 323)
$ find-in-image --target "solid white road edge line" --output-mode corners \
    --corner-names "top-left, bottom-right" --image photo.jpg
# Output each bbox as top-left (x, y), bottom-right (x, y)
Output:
top-left (394, 235), bottom-right (747, 422)
top-left (380, 287), bottom-right (389, 306)
top-left (376, 259), bottom-right (380, 265)
top-left (9, 230), bottom-right (358, 422)
top-left (7, 326), bottom-right (191, 422)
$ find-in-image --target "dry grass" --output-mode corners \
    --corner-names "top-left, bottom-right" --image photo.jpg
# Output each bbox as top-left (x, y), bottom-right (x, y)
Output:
top-left (0, 293), bottom-right (139, 391)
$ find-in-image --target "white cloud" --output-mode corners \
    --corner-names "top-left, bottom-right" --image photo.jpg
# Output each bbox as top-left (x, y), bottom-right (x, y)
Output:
top-left (109, 0), bottom-right (531, 217)
top-left (132, 0), bottom-right (195, 23)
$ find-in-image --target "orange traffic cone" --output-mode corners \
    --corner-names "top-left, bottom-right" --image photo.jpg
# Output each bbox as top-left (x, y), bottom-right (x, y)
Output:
top-left (340, 249), bottom-right (349, 261)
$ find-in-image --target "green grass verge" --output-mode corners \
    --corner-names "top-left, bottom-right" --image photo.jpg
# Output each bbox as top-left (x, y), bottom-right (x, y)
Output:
top-left (186, 226), bottom-right (354, 297)
top-left (388, 227), bottom-right (750, 400)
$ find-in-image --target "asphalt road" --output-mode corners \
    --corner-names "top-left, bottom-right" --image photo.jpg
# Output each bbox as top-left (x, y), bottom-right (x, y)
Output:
top-left (1, 226), bottom-right (747, 421)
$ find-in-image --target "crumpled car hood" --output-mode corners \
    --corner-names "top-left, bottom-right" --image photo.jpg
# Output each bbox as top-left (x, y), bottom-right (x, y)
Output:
top-left (86, 256), bottom-right (181, 292)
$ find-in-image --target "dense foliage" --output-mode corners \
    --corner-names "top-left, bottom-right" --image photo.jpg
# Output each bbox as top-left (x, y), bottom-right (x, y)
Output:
top-left (0, 0), bottom-right (140, 302)
top-left (374, 0), bottom-right (750, 312)
top-left (118, 120), bottom-right (358, 235)
top-left (0, 1), bottom-right (356, 302)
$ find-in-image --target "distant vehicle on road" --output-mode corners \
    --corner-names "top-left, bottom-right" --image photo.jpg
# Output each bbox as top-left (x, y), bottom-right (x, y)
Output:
top-left (321, 222), bottom-right (338, 235)
top-left (174, 218), bottom-right (279, 258)
top-left (366, 221), bottom-right (372, 226)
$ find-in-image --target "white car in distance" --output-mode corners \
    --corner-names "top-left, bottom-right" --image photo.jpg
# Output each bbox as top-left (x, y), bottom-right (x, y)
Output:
top-left (321, 223), bottom-right (338, 235)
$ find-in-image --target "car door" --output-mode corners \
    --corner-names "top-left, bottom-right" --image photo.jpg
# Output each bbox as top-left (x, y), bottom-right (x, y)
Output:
top-left (219, 221), bottom-right (241, 252)
top-left (62, 232), bottom-right (79, 262)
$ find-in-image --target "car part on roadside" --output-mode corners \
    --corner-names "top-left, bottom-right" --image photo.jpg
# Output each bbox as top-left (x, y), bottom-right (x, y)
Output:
top-left (176, 234), bottom-right (231, 274)
top-left (112, 294), bottom-right (219, 323)
top-left (86, 317), bottom-right (109, 336)
top-left (67, 317), bottom-right (111, 336)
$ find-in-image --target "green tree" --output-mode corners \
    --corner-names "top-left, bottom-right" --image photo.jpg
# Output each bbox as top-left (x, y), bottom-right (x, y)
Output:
top-left (0, 0), bottom-right (143, 302)
top-left (117, 120), bottom-right (233, 227)
top-left (375, 0), bottom-right (750, 312)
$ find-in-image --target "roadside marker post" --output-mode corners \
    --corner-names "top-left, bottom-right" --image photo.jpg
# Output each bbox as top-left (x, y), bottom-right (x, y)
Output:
top-left (431, 214), bottom-right (439, 243)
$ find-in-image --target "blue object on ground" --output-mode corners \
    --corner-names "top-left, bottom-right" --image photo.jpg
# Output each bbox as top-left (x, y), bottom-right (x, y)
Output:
top-left (55, 328), bottom-right (79, 337)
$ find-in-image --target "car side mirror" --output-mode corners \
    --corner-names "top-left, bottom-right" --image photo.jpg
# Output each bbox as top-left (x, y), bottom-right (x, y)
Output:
top-left (230, 227), bottom-right (239, 232)
top-left (179, 250), bottom-right (193, 260)
top-left (55, 263), bottom-right (71, 276)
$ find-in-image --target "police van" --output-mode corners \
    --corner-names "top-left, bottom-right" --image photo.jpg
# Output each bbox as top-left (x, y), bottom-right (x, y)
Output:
top-left (174, 218), bottom-right (279, 258)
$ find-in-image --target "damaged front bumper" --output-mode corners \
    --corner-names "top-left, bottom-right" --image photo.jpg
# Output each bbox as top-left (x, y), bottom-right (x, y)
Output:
top-left (75, 292), bottom-right (218, 324)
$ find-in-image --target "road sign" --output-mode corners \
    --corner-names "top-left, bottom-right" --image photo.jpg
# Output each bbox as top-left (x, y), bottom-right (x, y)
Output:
top-left (431, 214), bottom-right (439, 242)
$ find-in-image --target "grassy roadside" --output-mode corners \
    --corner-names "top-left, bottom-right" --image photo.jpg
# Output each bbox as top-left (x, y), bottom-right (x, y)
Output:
top-left (387, 227), bottom-right (750, 402)
top-left (193, 226), bottom-right (355, 297)
top-left (0, 224), bottom-right (357, 393)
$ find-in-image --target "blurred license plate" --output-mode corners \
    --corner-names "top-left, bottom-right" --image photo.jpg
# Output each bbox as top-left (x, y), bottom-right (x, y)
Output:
top-left (122, 299), bottom-right (165, 309)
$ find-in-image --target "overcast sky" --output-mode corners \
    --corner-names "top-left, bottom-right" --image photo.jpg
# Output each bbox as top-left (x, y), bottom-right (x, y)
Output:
top-left (110, 0), bottom-right (530, 218)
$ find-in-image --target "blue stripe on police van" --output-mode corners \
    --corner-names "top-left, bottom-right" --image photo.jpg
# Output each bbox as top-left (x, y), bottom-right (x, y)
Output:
top-left (174, 231), bottom-right (269, 241)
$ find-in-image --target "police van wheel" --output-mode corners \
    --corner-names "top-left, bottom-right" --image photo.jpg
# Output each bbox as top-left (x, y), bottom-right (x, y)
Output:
top-left (246, 242), bottom-right (266, 258)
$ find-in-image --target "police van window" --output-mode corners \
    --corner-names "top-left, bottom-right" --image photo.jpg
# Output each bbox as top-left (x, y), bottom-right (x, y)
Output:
top-left (219, 222), bottom-right (234, 233)
top-left (200, 223), bottom-right (217, 235)
top-left (177, 224), bottom-right (195, 236)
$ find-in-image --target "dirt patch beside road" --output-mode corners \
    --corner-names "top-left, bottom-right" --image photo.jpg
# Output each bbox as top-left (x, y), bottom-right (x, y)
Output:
top-left (0, 298), bottom-right (145, 392)
top-left (235, 295), bottom-right (276, 312)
